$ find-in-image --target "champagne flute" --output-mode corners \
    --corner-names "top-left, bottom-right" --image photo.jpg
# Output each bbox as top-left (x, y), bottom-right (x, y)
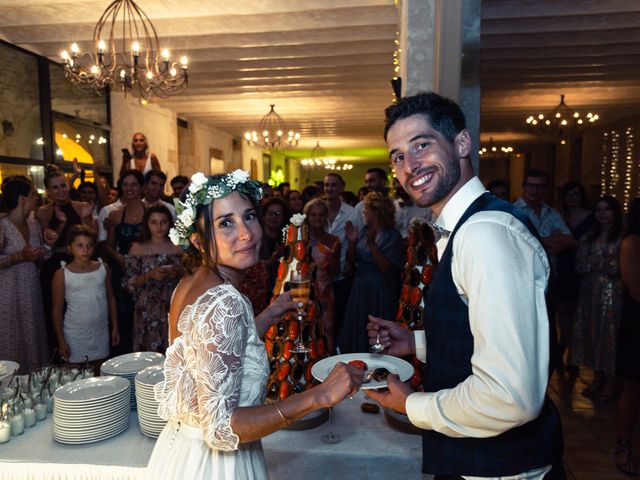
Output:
top-left (289, 271), bottom-right (311, 354)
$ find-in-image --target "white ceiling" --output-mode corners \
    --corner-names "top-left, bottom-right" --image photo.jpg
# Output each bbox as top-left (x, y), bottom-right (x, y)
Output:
top-left (1, 0), bottom-right (639, 152)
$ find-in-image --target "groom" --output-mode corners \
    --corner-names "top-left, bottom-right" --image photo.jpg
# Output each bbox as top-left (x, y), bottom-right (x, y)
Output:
top-left (366, 92), bottom-right (563, 479)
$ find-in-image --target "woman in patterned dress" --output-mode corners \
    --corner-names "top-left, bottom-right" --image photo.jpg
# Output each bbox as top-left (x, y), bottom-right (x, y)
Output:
top-left (0, 176), bottom-right (55, 372)
top-left (148, 172), bottom-right (362, 479)
top-left (569, 196), bottom-right (624, 400)
top-left (123, 205), bottom-right (182, 353)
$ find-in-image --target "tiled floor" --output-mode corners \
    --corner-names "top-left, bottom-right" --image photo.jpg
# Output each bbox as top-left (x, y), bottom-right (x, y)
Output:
top-left (549, 367), bottom-right (640, 479)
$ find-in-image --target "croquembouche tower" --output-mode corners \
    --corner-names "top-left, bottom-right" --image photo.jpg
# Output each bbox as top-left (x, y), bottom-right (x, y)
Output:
top-left (396, 218), bottom-right (438, 390)
top-left (264, 214), bottom-right (329, 405)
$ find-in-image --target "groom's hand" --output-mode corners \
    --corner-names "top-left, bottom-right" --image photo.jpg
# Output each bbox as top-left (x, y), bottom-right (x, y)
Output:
top-left (367, 315), bottom-right (415, 357)
top-left (364, 375), bottom-right (412, 414)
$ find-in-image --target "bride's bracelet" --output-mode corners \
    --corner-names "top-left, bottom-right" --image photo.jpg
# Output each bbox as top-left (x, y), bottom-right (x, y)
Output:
top-left (272, 402), bottom-right (289, 427)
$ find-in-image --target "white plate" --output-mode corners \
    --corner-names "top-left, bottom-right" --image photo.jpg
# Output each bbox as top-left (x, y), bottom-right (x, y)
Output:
top-left (311, 353), bottom-right (413, 390)
top-left (54, 422), bottom-right (129, 444)
top-left (54, 376), bottom-right (130, 402)
top-left (101, 352), bottom-right (164, 375)
top-left (135, 365), bottom-right (165, 386)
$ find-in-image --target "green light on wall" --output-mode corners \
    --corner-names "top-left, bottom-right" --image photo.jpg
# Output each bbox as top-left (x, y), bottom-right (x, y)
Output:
top-left (268, 166), bottom-right (285, 187)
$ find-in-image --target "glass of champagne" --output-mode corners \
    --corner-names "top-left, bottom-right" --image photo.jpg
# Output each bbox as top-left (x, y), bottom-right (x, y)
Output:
top-left (289, 271), bottom-right (311, 354)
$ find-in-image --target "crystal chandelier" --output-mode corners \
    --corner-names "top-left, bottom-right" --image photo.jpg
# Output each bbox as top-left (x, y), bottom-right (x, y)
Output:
top-left (60, 0), bottom-right (189, 99)
top-left (525, 95), bottom-right (599, 140)
top-left (244, 105), bottom-right (300, 150)
top-left (300, 142), bottom-right (353, 171)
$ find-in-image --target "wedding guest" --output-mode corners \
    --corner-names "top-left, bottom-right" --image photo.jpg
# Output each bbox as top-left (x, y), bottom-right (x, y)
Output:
top-left (277, 182), bottom-right (291, 198)
top-left (366, 92), bottom-right (563, 478)
top-left (569, 196), bottom-right (623, 400)
top-left (123, 205), bottom-right (182, 353)
top-left (615, 198), bottom-right (640, 476)
top-left (338, 191), bottom-right (404, 353)
top-left (353, 167), bottom-right (389, 229)
top-left (287, 189), bottom-right (303, 214)
top-left (300, 184), bottom-right (321, 206)
top-left (0, 176), bottom-right (54, 373)
top-left (119, 132), bottom-right (160, 177)
top-left (143, 170), bottom-right (176, 218)
top-left (556, 181), bottom-right (594, 368)
top-left (339, 190), bottom-right (358, 207)
top-left (261, 196), bottom-right (288, 294)
top-left (323, 172), bottom-right (357, 338)
top-left (357, 186), bottom-right (368, 203)
top-left (514, 169), bottom-right (576, 368)
top-left (106, 169), bottom-right (146, 353)
top-left (52, 226), bottom-right (119, 369)
top-left (487, 179), bottom-right (510, 201)
top-left (36, 165), bottom-right (96, 352)
top-left (304, 198), bottom-right (340, 353)
top-left (106, 186), bottom-right (119, 206)
top-left (147, 171), bottom-right (362, 479)
top-left (170, 175), bottom-right (188, 199)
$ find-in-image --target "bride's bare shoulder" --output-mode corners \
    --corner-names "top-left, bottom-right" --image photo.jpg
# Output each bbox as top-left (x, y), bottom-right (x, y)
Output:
top-left (170, 268), bottom-right (221, 317)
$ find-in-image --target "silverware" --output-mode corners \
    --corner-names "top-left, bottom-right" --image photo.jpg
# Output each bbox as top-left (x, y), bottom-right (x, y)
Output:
top-left (369, 333), bottom-right (384, 354)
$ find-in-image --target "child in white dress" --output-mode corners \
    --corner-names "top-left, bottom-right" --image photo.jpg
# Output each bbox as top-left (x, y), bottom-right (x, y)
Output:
top-left (52, 225), bottom-right (119, 366)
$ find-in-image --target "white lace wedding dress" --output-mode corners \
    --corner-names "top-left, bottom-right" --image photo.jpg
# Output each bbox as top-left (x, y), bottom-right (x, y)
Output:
top-left (147, 283), bottom-right (270, 479)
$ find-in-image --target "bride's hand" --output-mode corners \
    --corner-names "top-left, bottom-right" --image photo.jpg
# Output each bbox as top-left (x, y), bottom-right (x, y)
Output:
top-left (315, 363), bottom-right (363, 408)
top-left (255, 291), bottom-right (300, 337)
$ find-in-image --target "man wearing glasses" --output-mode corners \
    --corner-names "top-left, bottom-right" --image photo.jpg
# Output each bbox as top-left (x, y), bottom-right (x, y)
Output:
top-left (514, 170), bottom-right (576, 372)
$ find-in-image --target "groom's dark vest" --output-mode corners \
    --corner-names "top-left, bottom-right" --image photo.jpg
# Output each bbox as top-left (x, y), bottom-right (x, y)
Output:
top-left (421, 192), bottom-right (563, 477)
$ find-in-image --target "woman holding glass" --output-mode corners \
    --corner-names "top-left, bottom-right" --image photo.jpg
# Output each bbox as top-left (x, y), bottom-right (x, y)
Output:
top-left (148, 171), bottom-right (362, 479)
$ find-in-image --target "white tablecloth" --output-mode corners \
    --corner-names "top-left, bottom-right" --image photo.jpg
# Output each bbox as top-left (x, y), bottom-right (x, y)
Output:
top-left (0, 394), bottom-right (430, 480)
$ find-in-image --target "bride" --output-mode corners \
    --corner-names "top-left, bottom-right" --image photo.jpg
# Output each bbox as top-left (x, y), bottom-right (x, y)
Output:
top-left (147, 171), bottom-right (362, 479)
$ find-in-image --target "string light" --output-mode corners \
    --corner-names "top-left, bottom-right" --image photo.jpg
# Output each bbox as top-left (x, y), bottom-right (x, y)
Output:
top-left (600, 132), bottom-right (609, 196)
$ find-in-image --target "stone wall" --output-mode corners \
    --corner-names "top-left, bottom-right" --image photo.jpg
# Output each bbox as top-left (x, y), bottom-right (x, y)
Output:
top-left (0, 43), bottom-right (41, 159)
top-left (177, 120), bottom-right (235, 177)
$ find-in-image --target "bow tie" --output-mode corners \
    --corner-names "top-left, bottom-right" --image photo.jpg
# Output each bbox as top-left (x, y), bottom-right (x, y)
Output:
top-left (399, 200), bottom-right (413, 208)
top-left (429, 221), bottom-right (451, 238)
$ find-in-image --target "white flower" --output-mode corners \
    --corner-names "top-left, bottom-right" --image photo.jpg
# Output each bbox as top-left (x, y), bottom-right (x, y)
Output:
top-left (290, 213), bottom-right (306, 226)
top-left (189, 172), bottom-right (208, 193)
top-left (178, 207), bottom-right (195, 227)
top-left (226, 169), bottom-right (249, 187)
top-left (168, 228), bottom-right (181, 246)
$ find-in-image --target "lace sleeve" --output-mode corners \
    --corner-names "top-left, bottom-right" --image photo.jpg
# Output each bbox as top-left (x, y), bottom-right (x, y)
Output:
top-left (190, 287), bottom-right (251, 452)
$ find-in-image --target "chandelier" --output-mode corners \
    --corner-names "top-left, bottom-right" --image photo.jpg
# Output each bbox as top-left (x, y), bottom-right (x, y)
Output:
top-left (525, 95), bottom-right (599, 140)
top-left (60, 0), bottom-right (189, 99)
top-left (478, 138), bottom-right (514, 159)
top-left (300, 142), bottom-right (353, 171)
top-left (244, 105), bottom-right (300, 150)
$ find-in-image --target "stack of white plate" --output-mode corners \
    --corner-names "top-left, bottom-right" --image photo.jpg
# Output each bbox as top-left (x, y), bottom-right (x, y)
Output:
top-left (53, 376), bottom-right (130, 444)
top-left (100, 352), bottom-right (164, 409)
top-left (135, 365), bottom-right (167, 438)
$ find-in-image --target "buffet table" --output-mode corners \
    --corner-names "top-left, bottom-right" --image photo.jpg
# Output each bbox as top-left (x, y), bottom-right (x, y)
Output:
top-left (0, 393), bottom-right (430, 479)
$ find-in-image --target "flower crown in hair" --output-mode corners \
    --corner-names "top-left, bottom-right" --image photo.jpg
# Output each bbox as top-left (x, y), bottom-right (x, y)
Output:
top-left (169, 170), bottom-right (263, 249)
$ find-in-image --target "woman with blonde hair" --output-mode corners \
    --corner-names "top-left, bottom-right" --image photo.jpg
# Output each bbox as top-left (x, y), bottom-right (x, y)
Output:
top-left (338, 192), bottom-right (404, 353)
top-left (119, 132), bottom-right (160, 177)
